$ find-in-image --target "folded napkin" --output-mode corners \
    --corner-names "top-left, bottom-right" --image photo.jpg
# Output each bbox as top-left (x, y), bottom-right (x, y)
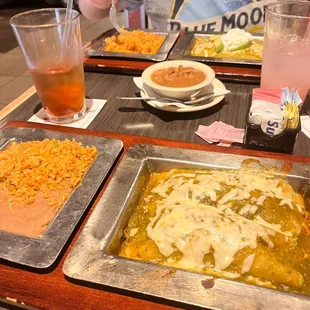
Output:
top-left (196, 121), bottom-right (245, 147)
top-left (28, 98), bottom-right (107, 129)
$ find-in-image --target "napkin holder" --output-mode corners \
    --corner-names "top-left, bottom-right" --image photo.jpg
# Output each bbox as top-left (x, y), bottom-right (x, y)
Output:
top-left (244, 95), bottom-right (301, 154)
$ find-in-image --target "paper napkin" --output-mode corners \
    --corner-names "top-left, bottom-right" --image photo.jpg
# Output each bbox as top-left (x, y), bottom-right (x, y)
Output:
top-left (28, 99), bottom-right (107, 129)
top-left (196, 121), bottom-right (245, 147)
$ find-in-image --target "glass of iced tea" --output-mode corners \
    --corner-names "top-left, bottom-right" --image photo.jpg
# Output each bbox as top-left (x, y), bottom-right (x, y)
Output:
top-left (261, 1), bottom-right (310, 102)
top-left (10, 8), bottom-right (86, 123)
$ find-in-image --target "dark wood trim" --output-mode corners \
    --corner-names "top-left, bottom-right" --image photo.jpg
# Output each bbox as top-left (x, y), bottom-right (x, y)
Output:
top-left (0, 121), bottom-right (309, 310)
top-left (82, 30), bottom-right (262, 81)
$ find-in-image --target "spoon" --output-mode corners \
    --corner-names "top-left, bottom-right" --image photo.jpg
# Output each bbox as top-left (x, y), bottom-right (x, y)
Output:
top-left (109, 0), bottom-right (122, 34)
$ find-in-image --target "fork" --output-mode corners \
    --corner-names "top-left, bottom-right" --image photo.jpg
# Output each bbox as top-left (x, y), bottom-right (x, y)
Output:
top-left (109, 0), bottom-right (122, 34)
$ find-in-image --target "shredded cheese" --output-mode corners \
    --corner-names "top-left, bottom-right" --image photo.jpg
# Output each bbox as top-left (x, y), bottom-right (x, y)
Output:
top-left (146, 169), bottom-right (298, 272)
top-left (241, 254), bottom-right (255, 274)
top-left (147, 200), bottom-right (289, 271)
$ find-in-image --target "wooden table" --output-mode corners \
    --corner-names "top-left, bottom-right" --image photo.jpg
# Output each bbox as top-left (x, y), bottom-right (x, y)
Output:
top-left (0, 72), bottom-right (310, 310)
top-left (1, 72), bottom-right (310, 157)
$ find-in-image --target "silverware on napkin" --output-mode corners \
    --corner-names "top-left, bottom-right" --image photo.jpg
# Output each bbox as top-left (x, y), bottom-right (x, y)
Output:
top-left (130, 77), bottom-right (230, 109)
top-left (117, 93), bottom-right (215, 105)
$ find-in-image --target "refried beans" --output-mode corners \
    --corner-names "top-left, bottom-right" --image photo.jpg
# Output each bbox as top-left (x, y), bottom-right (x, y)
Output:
top-left (151, 65), bottom-right (206, 88)
top-left (0, 188), bottom-right (71, 237)
top-left (0, 139), bottom-right (98, 237)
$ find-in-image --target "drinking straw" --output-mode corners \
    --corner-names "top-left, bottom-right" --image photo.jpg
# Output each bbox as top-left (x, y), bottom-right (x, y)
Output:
top-left (62, 0), bottom-right (74, 60)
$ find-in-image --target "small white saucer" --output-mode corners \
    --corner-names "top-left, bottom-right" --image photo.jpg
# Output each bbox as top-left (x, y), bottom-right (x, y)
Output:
top-left (140, 78), bottom-right (227, 113)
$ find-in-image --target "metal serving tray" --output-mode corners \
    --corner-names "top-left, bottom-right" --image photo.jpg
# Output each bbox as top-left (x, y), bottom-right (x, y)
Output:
top-left (63, 144), bottom-right (310, 310)
top-left (169, 32), bottom-right (263, 66)
top-left (85, 28), bottom-right (180, 62)
top-left (0, 126), bottom-right (123, 268)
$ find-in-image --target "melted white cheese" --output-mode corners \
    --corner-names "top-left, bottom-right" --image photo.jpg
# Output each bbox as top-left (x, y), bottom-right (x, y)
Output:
top-left (254, 216), bottom-right (292, 237)
top-left (147, 200), bottom-right (289, 271)
top-left (218, 270), bottom-right (241, 279)
top-left (241, 254), bottom-right (255, 274)
top-left (191, 183), bottom-right (217, 202)
top-left (239, 203), bottom-right (251, 215)
top-left (151, 169), bottom-right (299, 212)
top-left (249, 205), bottom-right (258, 214)
top-left (129, 228), bottom-right (138, 237)
top-left (257, 195), bottom-right (267, 206)
top-left (146, 169), bottom-right (301, 272)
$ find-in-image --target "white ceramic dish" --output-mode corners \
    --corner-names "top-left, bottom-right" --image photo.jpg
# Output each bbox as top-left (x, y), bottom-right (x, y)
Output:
top-left (141, 60), bottom-right (215, 100)
top-left (140, 78), bottom-right (227, 113)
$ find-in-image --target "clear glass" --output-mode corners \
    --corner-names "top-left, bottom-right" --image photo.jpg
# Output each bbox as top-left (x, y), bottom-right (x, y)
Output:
top-left (10, 8), bottom-right (86, 124)
top-left (261, 1), bottom-right (310, 102)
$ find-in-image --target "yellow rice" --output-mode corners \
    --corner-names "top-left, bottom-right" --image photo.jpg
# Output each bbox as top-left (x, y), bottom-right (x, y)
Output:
top-left (0, 139), bottom-right (98, 207)
top-left (104, 29), bottom-right (165, 54)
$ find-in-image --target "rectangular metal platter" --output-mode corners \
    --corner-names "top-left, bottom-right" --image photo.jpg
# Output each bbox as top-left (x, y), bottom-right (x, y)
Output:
top-left (64, 144), bottom-right (310, 310)
top-left (0, 126), bottom-right (123, 269)
top-left (169, 31), bottom-right (263, 66)
top-left (85, 28), bottom-right (179, 62)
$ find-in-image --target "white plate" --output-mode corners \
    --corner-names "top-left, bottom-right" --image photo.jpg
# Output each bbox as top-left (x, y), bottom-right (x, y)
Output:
top-left (140, 78), bottom-right (227, 112)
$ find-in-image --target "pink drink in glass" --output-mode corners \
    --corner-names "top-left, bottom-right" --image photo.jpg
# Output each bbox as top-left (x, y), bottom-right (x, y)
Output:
top-left (261, 1), bottom-right (310, 102)
top-left (261, 35), bottom-right (310, 101)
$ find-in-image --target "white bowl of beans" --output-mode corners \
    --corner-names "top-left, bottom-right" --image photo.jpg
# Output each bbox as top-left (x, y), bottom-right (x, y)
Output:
top-left (142, 60), bottom-right (215, 100)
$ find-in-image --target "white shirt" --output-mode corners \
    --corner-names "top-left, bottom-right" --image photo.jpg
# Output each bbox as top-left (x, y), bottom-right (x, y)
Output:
top-left (120, 0), bottom-right (270, 32)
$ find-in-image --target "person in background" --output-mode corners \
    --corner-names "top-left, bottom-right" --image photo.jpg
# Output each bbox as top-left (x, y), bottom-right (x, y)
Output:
top-left (79, 0), bottom-right (270, 32)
